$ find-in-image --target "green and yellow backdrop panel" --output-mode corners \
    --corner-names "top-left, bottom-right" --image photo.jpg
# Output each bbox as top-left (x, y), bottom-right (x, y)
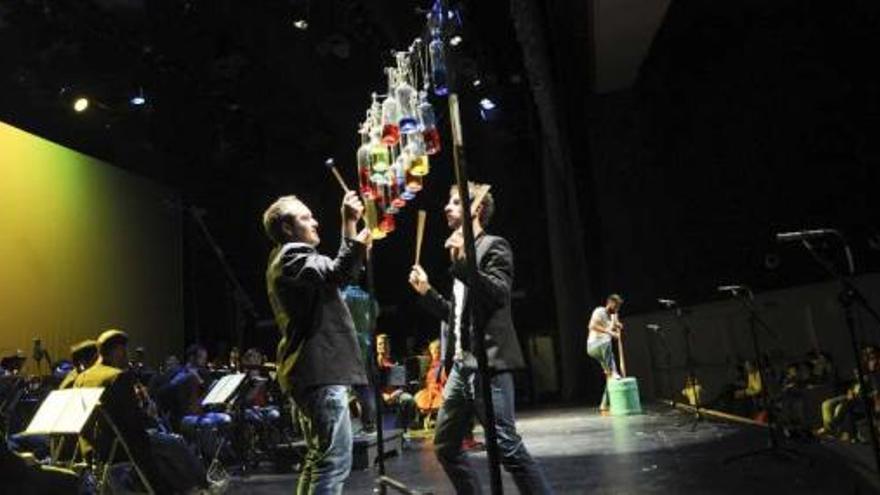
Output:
top-left (0, 121), bottom-right (183, 372)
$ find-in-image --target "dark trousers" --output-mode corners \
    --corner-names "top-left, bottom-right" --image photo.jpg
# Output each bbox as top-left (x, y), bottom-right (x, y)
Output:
top-left (433, 363), bottom-right (553, 494)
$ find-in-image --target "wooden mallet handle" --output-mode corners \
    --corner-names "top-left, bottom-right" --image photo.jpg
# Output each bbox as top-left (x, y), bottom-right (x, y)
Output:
top-left (470, 184), bottom-right (491, 217)
top-left (325, 158), bottom-right (350, 193)
top-left (415, 210), bottom-right (427, 266)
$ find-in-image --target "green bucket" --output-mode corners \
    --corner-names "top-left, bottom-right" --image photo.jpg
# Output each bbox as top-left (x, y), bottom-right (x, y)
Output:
top-left (608, 377), bottom-right (642, 416)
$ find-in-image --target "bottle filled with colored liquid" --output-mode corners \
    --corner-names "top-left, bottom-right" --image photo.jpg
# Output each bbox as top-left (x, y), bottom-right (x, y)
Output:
top-left (381, 68), bottom-right (401, 146)
top-left (364, 198), bottom-right (387, 240)
top-left (395, 52), bottom-right (419, 134)
top-left (405, 132), bottom-right (430, 177)
top-left (356, 128), bottom-right (374, 199)
top-left (390, 159), bottom-right (407, 210)
top-left (379, 213), bottom-right (396, 233)
top-left (369, 130), bottom-right (390, 175)
top-left (419, 93), bottom-right (441, 155)
top-left (405, 166), bottom-right (424, 193)
top-left (429, 29), bottom-right (448, 96)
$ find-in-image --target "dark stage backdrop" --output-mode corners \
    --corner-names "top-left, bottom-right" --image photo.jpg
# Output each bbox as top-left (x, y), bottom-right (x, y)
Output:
top-left (585, 0), bottom-right (880, 313)
top-left (0, 121), bottom-right (184, 373)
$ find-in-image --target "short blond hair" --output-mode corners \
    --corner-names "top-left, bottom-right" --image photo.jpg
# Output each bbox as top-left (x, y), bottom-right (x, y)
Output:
top-left (262, 195), bottom-right (303, 245)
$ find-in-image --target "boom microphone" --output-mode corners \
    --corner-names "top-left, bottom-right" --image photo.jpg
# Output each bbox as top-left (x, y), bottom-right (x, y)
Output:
top-left (776, 228), bottom-right (839, 243)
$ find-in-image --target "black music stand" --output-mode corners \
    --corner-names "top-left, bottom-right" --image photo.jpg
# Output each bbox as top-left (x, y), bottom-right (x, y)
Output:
top-left (721, 289), bottom-right (810, 465)
top-left (22, 387), bottom-right (156, 493)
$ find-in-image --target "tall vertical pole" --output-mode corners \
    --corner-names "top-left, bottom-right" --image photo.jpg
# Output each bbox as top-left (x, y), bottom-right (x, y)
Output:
top-left (448, 94), bottom-right (504, 494)
top-left (364, 253), bottom-right (388, 494)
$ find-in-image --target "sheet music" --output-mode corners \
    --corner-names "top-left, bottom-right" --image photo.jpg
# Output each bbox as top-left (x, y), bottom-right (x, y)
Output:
top-left (202, 373), bottom-right (246, 406)
top-left (23, 388), bottom-right (104, 435)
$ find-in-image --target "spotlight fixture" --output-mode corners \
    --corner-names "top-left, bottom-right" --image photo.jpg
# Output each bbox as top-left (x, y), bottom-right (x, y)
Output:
top-left (130, 88), bottom-right (146, 106)
top-left (450, 35), bottom-right (463, 46)
top-left (478, 98), bottom-right (496, 111)
top-left (472, 79), bottom-right (482, 87)
top-left (293, 19), bottom-right (308, 30)
top-left (73, 97), bottom-right (89, 112)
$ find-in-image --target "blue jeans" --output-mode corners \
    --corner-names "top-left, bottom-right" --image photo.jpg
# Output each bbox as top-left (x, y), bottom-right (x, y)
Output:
top-left (292, 385), bottom-right (352, 495)
top-left (434, 363), bottom-right (553, 494)
top-left (587, 340), bottom-right (618, 410)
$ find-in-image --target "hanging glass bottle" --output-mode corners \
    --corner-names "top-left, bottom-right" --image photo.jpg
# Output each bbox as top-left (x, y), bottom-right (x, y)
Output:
top-left (395, 52), bottom-right (419, 134)
top-left (380, 212), bottom-right (396, 233)
top-left (400, 169), bottom-right (416, 200)
top-left (429, 28), bottom-right (449, 96)
top-left (364, 198), bottom-right (387, 240)
top-left (406, 130), bottom-right (430, 177)
top-left (369, 188), bottom-right (389, 239)
top-left (418, 92), bottom-right (441, 155)
top-left (368, 95), bottom-right (390, 179)
top-left (389, 156), bottom-right (407, 210)
top-left (369, 130), bottom-right (390, 179)
top-left (356, 125), bottom-right (374, 200)
top-left (381, 68), bottom-right (401, 146)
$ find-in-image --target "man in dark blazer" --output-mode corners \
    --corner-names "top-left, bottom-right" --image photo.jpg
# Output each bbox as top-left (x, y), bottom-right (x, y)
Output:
top-left (409, 183), bottom-right (552, 494)
top-left (263, 190), bottom-right (370, 494)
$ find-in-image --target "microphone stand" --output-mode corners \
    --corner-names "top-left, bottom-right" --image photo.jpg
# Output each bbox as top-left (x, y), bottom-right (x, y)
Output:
top-left (798, 239), bottom-right (880, 473)
top-left (721, 289), bottom-right (809, 465)
top-left (663, 303), bottom-right (704, 431)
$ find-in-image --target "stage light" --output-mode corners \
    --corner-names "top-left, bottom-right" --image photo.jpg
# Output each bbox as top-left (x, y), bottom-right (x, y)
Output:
top-left (472, 79), bottom-right (482, 87)
top-left (479, 98), bottom-right (496, 111)
top-left (293, 19), bottom-right (308, 30)
top-left (130, 88), bottom-right (146, 106)
top-left (73, 97), bottom-right (89, 112)
top-left (450, 35), bottom-right (463, 46)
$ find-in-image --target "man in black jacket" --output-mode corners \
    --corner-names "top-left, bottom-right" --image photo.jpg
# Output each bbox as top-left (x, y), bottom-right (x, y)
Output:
top-left (264, 190), bottom-right (370, 494)
top-left (409, 183), bottom-right (552, 494)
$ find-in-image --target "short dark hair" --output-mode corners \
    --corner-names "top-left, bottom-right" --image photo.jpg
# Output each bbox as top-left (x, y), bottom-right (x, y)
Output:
top-left (450, 182), bottom-right (495, 228)
top-left (70, 340), bottom-right (98, 367)
top-left (96, 329), bottom-right (128, 356)
top-left (607, 294), bottom-right (624, 304)
top-left (186, 344), bottom-right (207, 363)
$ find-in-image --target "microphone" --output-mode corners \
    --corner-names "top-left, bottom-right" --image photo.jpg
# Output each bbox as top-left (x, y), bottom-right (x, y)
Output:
top-left (776, 228), bottom-right (839, 243)
top-left (32, 338), bottom-right (43, 363)
top-left (658, 298), bottom-right (677, 307)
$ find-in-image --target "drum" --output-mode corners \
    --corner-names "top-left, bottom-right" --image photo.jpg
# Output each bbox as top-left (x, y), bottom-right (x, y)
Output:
top-left (608, 377), bottom-right (642, 416)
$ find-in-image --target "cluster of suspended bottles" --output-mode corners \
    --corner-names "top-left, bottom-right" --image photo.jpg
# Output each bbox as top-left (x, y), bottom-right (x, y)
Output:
top-left (357, 45), bottom-right (446, 240)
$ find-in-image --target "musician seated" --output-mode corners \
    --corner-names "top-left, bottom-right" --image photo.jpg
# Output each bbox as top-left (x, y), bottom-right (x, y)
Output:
top-left (130, 346), bottom-right (157, 388)
top-left (818, 346), bottom-right (880, 442)
top-left (170, 344), bottom-right (232, 434)
top-left (72, 329), bottom-right (170, 492)
top-left (241, 348), bottom-right (281, 424)
top-left (414, 340), bottom-right (446, 427)
top-left (78, 330), bottom-right (213, 493)
top-left (59, 339), bottom-right (98, 389)
top-left (681, 376), bottom-right (702, 407)
top-left (376, 334), bottom-right (416, 431)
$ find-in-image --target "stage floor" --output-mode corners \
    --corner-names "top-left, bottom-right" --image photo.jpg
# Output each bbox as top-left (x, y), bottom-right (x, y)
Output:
top-left (229, 405), bottom-right (879, 494)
